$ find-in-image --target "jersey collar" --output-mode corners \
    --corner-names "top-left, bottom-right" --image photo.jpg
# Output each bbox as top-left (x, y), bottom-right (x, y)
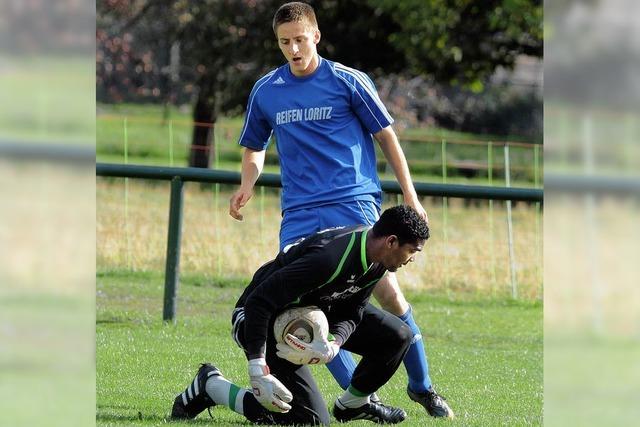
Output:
top-left (284, 55), bottom-right (324, 82)
top-left (360, 228), bottom-right (370, 271)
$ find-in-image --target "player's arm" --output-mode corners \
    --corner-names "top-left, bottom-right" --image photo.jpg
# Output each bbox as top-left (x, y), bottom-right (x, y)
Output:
top-left (276, 286), bottom-right (374, 365)
top-left (374, 126), bottom-right (428, 222)
top-left (243, 251), bottom-right (335, 360)
top-left (325, 285), bottom-right (374, 344)
top-left (230, 76), bottom-right (272, 221)
top-left (229, 147), bottom-right (266, 221)
top-left (243, 251), bottom-right (334, 412)
top-left (342, 69), bottom-right (428, 222)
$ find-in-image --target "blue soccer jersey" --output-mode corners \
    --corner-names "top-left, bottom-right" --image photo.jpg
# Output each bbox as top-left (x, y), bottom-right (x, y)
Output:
top-left (238, 56), bottom-right (394, 212)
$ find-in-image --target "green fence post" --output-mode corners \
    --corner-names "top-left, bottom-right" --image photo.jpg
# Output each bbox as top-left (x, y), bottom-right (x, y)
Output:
top-left (441, 139), bottom-right (449, 291)
top-left (213, 126), bottom-right (222, 277)
top-left (534, 144), bottom-right (542, 296)
top-left (488, 142), bottom-right (497, 294)
top-left (123, 118), bottom-right (132, 269)
top-left (163, 176), bottom-right (184, 322)
top-left (169, 120), bottom-right (174, 166)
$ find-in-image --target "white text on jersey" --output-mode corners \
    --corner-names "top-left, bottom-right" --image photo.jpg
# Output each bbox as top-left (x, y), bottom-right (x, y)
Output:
top-left (276, 107), bottom-right (333, 125)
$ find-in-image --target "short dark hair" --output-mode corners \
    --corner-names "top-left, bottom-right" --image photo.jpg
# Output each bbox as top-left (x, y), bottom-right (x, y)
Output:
top-left (371, 205), bottom-right (430, 245)
top-left (272, 2), bottom-right (318, 35)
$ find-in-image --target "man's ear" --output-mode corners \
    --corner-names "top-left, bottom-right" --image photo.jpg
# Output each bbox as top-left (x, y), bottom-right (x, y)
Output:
top-left (385, 235), bottom-right (398, 248)
top-left (314, 29), bottom-right (321, 44)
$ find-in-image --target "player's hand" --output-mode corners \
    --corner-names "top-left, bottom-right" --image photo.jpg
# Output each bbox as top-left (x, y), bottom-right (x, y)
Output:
top-left (229, 188), bottom-right (253, 221)
top-left (404, 195), bottom-right (428, 224)
top-left (276, 334), bottom-right (340, 365)
top-left (248, 358), bottom-right (293, 413)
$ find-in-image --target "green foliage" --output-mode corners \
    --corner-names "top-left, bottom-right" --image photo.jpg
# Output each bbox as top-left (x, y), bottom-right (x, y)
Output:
top-left (369, 0), bottom-right (542, 87)
top-left (97, 1), bottom-right (541, 154)
top-left (98, 0), bottom-right (282, 111)
top-left (96, 270), bottom-right (542, 426)
top-left (98, 0), bottom-right (542, 104)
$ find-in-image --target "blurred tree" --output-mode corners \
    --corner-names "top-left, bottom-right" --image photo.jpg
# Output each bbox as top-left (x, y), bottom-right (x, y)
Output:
top-left (370, 0), bottom-right (542, 91)
top-left (98, 0), bottom-right (407, 167)
top-left (97, 0), bottom-right (542, 166)
top-left (99, 0), bottom-right (282, 167)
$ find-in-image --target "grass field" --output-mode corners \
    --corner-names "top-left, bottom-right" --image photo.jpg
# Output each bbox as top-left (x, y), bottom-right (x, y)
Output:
top-left (0, 56), bottom-right (94, 144)
top-left (96, 270), bottom-right (542, 426)
top-left (97, 179), bottom-right (543, 300)
top-left (0, 162), bottom-right (95, 426)
top-left (96, 116), bottom-right (543, 426)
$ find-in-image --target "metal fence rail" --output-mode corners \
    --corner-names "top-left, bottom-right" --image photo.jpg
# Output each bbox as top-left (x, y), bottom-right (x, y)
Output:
top-left (0, 140), bottom-right (94, 164)
top-left (96, 163), bottom-right (543, 202)
top-left (545, 173), bottom-right (640, 197)
top-left (96, 162), bottom-right (543, 321)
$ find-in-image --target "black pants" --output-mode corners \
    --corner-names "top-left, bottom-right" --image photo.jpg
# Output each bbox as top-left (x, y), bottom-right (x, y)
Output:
top-left (233, 303), bottom-right (412, 426)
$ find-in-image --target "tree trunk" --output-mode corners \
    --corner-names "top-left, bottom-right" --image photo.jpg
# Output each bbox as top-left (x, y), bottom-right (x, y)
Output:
top-left (189, 75), bottom-right (216, 168)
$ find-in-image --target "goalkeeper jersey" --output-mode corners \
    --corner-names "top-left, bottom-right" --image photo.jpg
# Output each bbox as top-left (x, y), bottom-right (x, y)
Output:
top-left (238, 56), bottom-right (393, 212)
top-left (235, 225), bottom-right (387, 360)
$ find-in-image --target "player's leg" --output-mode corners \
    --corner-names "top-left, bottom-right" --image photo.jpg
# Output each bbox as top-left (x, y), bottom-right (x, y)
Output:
top-left (373, 273), bottom-right (432, 392)
top-left (171, 362), bottom-right (262, 421)
top-left (264, 349), bottom-right (331, 426)
top-left (325, 349), bottom-right (358, 389)
top-left (170, 309), bottom-right (267, 421)
top-left (172, 310), bottom-right (330, 425)
top-left (248, 315), bottom-right (330, 426)
top-left (373, 274), bottom-right (454, 418)
top-left (171, 361), bottom-right (327, 425)
top-left (279, 207), bottom-right (320, 251)
top-left (332, 304), bottom-right (412, 424)
top-left (237, 307), bottom-right (330, 425)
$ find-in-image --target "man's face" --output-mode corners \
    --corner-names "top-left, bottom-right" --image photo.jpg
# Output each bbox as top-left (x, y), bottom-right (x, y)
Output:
top-left (276, 21), bottom-right (320, 77)
top-left (382, 237), bottom-right (424, 273)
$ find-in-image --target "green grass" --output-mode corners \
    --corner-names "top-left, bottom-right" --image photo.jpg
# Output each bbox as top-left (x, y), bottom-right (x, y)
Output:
top-left (0, 291), bottom-right (95, 426)
top-left (0, 56), bottom-right (95, 143)
top-left (96, 270), bottom-right (542, 426)
top-left (544, 335), bottom-right (640, 427)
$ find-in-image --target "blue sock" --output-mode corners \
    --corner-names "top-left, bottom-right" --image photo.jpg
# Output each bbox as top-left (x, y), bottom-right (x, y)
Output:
top-left (399, 306), bottom-right (432, 393)
top-left (326, 348), bottom-right (358, 390)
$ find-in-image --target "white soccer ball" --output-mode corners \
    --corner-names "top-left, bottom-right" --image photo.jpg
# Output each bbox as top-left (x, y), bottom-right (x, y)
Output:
top-left (273, 306), bottom-right (329, 344)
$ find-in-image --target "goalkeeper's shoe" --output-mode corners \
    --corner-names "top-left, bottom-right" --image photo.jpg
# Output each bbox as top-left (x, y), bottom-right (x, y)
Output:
top-left (407, 386), bottom-right (454, 418)
top-left (333, 399), bottom-right (406, 424)
top-left (171, 363), bottom-right (221, 419)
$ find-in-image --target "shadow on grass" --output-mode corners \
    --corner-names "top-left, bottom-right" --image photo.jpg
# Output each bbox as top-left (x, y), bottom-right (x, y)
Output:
top-left (96, 319), bottom-right (126, 325)
top-left (96, 407), bottom-right (169, 424)
top-left (96, 409), bottom-right (252, 425)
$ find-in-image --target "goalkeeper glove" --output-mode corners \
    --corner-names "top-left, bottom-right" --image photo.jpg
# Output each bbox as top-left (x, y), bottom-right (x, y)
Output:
top-left (248, 358), bottom-right (293, 413)
top-left (276, 333), bottom-right (340, 365)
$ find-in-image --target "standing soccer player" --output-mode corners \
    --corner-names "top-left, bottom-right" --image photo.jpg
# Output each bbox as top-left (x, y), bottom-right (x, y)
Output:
top-left (229, 2), bottom-right (452, 418)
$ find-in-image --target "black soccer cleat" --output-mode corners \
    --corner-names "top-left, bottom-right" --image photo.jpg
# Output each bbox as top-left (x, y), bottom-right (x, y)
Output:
top-left (407, 386), bottom-right (454, 418)
top-left (333, 399), bottom-right (407, 424)
top-left (171, 363), bottom-right (221, 419)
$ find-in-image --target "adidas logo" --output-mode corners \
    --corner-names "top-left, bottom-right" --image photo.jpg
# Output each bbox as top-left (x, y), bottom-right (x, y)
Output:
top-left (272, 76), bottom-right (286, 85)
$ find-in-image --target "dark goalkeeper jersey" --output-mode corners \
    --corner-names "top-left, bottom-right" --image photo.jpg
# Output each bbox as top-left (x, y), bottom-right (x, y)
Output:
top-left (235, 225), bottom-right (387, 359)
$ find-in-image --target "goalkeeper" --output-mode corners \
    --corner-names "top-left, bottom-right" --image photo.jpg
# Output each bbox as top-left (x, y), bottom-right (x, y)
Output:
top-left (171, 206), bottom-right (428, 425)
